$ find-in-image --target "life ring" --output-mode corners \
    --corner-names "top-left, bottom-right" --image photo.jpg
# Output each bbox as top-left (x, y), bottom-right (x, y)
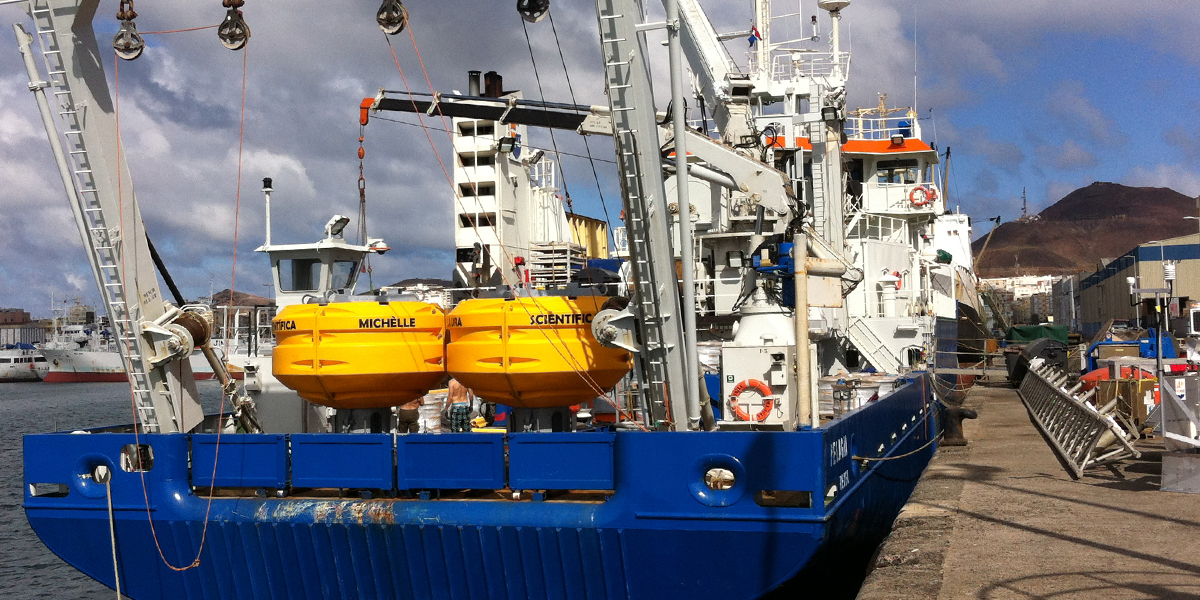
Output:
top-left (728, 379), bottom-right (775, 422)
top-left (909, 185), bottom-right (937, 207)
top-left (892, 270), bottom-right (902, 290)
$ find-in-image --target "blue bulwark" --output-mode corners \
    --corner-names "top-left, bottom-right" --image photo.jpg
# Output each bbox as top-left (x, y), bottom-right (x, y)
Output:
top-left (190, 434), bottom-right (287, 489)
top-left (508, 433), bottom-right (616, 490)
top-left (398, 433), bottom-right (505, 489)
top-left (290, 434), bottom-right (394, 489)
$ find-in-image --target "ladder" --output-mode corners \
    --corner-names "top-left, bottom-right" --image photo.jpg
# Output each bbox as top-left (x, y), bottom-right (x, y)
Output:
top-left (594, 0), bottom-right (690, 429)
top-left (28, 1), bottom-right (161, 431)
top-left (808, 123), bottom-right (827, 239)
top-left (845, 317), bottom-right (900, 373)
top-left (1018, 360), bottom-right (1140, 479)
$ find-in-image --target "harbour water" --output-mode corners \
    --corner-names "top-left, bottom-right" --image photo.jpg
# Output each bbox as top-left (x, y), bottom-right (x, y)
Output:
top-left (0, 380), bottom-right (224, 598)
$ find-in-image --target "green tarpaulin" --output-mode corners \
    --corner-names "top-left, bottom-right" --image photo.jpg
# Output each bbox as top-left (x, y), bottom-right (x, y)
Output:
top-left (1006, 325), bottom-right (1069, 345)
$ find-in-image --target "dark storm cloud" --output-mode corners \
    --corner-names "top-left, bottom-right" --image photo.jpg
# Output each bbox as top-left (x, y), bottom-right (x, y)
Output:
top-left (4, 1), bottom-right (1200, 315)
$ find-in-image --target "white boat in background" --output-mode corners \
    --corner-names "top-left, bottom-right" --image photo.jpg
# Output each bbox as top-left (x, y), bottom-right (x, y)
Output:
top-left (0, 343), bottom-right (48, 382)
top-left (39, 324), bottom-right (122, 382)
top-left (41, 322), bottom-right (246, 382)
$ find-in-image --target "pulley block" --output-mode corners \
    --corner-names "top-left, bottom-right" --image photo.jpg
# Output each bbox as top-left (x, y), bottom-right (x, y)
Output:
top-left (516, 0), bottom-right (550, 23)
top-left (376, 0), bottom-right (408, 35)
top-left (112, 19), bottom-right (145, 61)
top-left (217, 7), bottom-right (251, 51)
top-left (112, 1), bottom-right (143, 60)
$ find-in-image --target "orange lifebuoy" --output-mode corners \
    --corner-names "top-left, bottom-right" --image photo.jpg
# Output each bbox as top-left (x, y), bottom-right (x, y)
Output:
top-left (892, 270), bottom-right (902, 290)
top-left (909, 185), bottom-right (937, 207)
top-left (729, 378), bottom-right (775, 422)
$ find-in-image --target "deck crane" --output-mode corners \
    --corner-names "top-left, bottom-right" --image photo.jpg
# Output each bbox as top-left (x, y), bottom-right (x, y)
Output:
top-left (16, 0), bottom-right (239, 434)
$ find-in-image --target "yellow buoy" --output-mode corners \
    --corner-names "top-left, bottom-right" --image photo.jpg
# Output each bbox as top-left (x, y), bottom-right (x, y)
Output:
top-left (272, 301), bottom-right (446, 409)
top-left (446, 296), bottom-right (632, 408)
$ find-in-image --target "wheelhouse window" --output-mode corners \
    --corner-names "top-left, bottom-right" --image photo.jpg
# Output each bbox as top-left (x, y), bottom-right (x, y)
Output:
top-left (278, 258), bottom-right (321, 292)
top-left (875, 159), bottom-right (918, 185)
top-left (331, 260), bottom-right (360, 291)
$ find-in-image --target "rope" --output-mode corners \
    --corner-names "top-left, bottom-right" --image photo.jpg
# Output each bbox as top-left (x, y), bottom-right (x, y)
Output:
top-left (385, 26), bottom-right (647, 429)
top-left (103, 475), bottom-right (121, 600)
top-left (519, 17), bottom-right (574, 215)
top-left (112, 40), bottom-right (250, 572)
top-left (853, 432), bottom-right (942, 462)
top-left (140, 24), bottom-right (218, 35)
top-left (546, 9), bottom-right (615, 245)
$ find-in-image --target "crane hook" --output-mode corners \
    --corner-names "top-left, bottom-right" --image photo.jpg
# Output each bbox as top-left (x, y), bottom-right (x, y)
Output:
top-left (376, 0), bottom-right (408, 35)
top-left (516, 0), bottom-right (550, 23)
top-left (217, 0), bottom-right (251, 51)
top-left (112, 0), bottom-right (144, 60)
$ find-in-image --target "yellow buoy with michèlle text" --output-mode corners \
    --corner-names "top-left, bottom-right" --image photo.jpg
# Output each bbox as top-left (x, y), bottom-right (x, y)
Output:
top-left (446, 296), bottom-right (632, 408)
top-left (272, 301), bottom-right (446, 409)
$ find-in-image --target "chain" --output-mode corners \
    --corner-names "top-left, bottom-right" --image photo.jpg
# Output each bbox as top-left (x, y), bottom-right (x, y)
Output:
top-left (116, 0), bottom-right (137, 20)
top-left (357, 125), bottom-right (374, 289)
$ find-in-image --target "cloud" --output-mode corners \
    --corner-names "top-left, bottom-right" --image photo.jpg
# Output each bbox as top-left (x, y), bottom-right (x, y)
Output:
top-left (1163, 125), bottom-right (1200, 165)
top-left (949, 125), bottom-right (1025, 173)
top-left (972, 168), bottom-right (1000, 195)
top-left (1, 0), bottom-right (1199, 318)
top-left (1123, 163), bottom-right (1200, 197)
top-left (1045, 80), bottom-right (1125, 147)
top-left (1037, 139), bottom-right (1098, 170)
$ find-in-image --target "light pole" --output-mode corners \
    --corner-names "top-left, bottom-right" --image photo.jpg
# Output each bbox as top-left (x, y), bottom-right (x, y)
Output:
top-left (1185, 214), bottom-right (1199, 299)
top-left (1129, 272), bottom-right (1168, 378)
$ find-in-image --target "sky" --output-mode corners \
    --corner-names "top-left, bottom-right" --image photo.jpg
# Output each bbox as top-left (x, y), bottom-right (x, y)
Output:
top-left (0, 0), bottom-right (1198, 318)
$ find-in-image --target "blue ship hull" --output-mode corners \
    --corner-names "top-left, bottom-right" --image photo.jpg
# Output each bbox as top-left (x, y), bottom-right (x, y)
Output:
top-left (25, 375), bottom-right (938, 599)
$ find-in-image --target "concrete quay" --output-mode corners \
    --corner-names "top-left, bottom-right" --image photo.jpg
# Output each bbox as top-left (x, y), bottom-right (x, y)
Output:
top-left (857, 384), bottom-right (1200, 600)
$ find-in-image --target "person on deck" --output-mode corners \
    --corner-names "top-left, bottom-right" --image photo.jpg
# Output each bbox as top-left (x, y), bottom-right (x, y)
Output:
top-left (447, 378), bottom-right (472, 433)
top-left (396, 395), bottom-right (422, 434)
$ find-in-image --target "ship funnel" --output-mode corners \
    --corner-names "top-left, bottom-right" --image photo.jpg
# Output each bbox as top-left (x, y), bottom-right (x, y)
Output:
top-left (484, 71), bottom-right (503, 98)
top-left (468, 70), bottom-right (481, 96)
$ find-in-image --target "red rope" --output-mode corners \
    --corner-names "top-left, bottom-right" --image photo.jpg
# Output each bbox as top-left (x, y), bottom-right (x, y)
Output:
top-left (386, 28), bottom-right (648, 429)
top-left (113, 40), bottom-right (250, 572)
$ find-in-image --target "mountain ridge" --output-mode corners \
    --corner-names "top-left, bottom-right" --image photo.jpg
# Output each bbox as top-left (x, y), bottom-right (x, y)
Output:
top-left (971, 182), bottom-right (1198, 278)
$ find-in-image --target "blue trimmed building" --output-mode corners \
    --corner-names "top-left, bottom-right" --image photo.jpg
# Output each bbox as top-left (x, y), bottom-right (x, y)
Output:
top-left (1076, 233), bottom-right (1200, 337)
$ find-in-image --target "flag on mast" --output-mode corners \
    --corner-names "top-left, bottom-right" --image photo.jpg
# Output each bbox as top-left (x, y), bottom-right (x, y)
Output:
top-left (748, 25), bottom-right (761, 46)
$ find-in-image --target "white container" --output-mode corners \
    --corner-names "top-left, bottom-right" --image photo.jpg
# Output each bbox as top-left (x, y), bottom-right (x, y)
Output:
top-left (419, 390), bottom-right (446, 433)
top-left (818, 377), bottom-right (838, 416)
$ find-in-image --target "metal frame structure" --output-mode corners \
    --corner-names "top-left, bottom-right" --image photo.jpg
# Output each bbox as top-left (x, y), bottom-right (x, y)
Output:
top-left (1018, 360), bottom-right (1141, 479)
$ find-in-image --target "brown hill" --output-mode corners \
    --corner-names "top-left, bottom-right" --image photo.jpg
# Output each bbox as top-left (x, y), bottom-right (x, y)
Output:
top-left (209, 289), bottom-right (273, 307)
top-left (972, 182), bottom-right (1198, 278)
